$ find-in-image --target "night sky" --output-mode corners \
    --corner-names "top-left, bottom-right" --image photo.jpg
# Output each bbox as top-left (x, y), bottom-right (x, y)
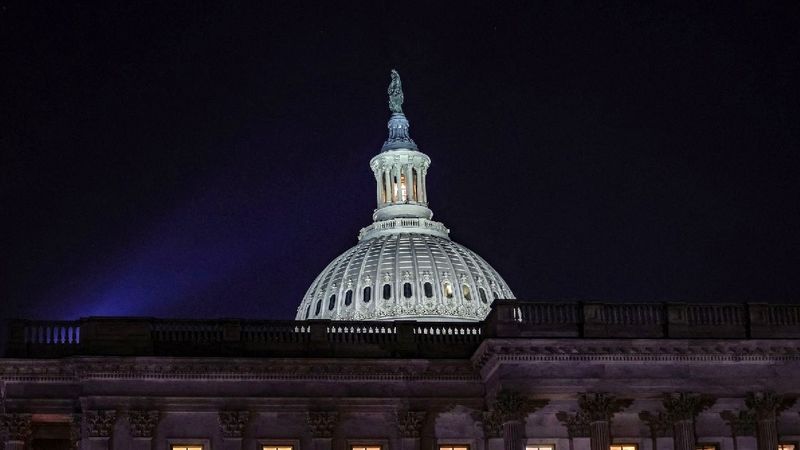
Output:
top-left (3, 1), bottom-right (800, 324)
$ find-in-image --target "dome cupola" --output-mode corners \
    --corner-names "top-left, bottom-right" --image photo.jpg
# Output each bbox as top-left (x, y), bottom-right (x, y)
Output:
top-left (296, 71), bottom-right (514, 322)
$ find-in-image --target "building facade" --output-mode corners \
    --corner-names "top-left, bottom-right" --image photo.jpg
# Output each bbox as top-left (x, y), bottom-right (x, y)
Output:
top-left (2, 73), bottom-right (799, 450)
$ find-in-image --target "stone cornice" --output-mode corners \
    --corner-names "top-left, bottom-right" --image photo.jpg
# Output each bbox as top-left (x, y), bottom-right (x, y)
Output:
top-left (0, 357), bottom-right (479, 383)
top-left (472, 338), bottom-right (800, 371)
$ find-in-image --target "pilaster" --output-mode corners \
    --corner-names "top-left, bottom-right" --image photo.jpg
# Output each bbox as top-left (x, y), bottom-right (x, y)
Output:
top-left (397, 411), bottom-right (426, 450)
top-left (85, 410), bottom-right (117, 450)
top-left (307, 412), bottom-right (339, 450)
top-left (662, 393), bottom-right (715, 450)
top-left (576, 393), bottom-right (632, 450)
top-left (1, 413), bottom-right (32, 450)
top-left (745, 391), bottom-right (796, 450)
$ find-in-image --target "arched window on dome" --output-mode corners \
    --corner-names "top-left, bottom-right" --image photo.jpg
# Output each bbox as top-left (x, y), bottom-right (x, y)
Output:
top-left (462, 284), bottom-right (472, 301)
top-left (423, 282), bottom-right (433, 298)
top-left (493, 291), bottom-right (499, 300)
top-left (305, 305), bottom-right (311, 319)
top-left (345, 290), bottom-right (353, 306)
top-left (403, 283), bottom-right (412, 298)
top-left (328, 294), bottom-right (336, 311)
top-left (412, 168), bottom-right (418, 201)
top-left (383, 284), bottom-right (392, 300)
top-left (399, 173), bottom-right (408, 202)
top-left (363, 286), bottom-right (371, 303)
top-left (479, 288), bottom-right (488, 304)
top-left (315, 300), bottom-right (322, 316)
top-left (443, 281), bottom-right (454, 299)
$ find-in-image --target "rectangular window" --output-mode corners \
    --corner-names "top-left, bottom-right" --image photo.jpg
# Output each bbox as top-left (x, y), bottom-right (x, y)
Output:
top-left (610, 446), bottom-right (638, 450)
top-left (263, 447), bottom-right (294, 450)
top-left (439, 446), bottom-right (469, 450)
top-left (352, 446), bottom-right (381, 450)
top-left (526, 446), bottom-right (555, 450)
top-left (172, 446), bottom-right (203, 450)
top-left (779, 445), bottom-right (797, 450)
top-left (696, 445), bottom-right (718, 450)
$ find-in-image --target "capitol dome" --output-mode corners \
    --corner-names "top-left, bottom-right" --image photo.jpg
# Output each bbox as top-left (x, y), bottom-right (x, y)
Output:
top-left (296, 70), bottom-right (514, 322)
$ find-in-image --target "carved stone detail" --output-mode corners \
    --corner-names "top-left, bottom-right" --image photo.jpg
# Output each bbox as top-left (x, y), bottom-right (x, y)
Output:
top-left (480, 410), bottom-right (504, 438)
top-left (639, 411), bottom-right (672, 437)
top-left (663, 393), bottom-right (715, 422)
top-left (491, 390), bottom-right (548, 423)
top-left (307, 412), bottom-right (338, 438)
top-left (128, 410), bottom-right (159, 438)
top-left (578, 393), bottom-right (632, 423)
top-left (720, 410), bottom-right (756, 437)
top-left (218, 411), bottom-right (250, 438)
top-left (85, 410), bottom-right (117, 438)
top-left (555, 411), bottom-right (590, 438)
top-left (745, 391), bottom-right (796, 421)
top-left (396, 411), bottom-right (426, 438)
top-left (1, 414), bottom-right (32, 441)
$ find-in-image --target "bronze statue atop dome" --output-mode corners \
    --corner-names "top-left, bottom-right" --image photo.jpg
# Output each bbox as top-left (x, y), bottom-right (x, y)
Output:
top-left (388, 69), bottom-right (404, 113)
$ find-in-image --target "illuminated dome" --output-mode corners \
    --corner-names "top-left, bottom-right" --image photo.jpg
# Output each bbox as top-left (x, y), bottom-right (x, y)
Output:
top-left (296, 71), bottom-right (514, 322)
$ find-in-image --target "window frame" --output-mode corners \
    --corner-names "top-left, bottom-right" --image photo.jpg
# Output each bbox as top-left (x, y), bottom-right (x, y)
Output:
top-left (259, 439), bottom-right (300, 450)
top-left (524, 444), bottom-right (556, 450)
top-left (609, 444), bottom-right (639, 450)
top-left (347, 439), bottom-right (388, 450)
top-left (779, 443), bottom-right (799, 450)
top-left (695, 444), bottom-right (719, 450)
top-left (168, 439), bottom-right (210, 450)
top-left (437, 444), bottom-right (470, 450)
top-left (435, 438), bottom-right (476, 450)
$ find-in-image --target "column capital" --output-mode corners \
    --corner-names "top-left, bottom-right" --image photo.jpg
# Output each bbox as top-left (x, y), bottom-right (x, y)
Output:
top-left (85, 410), bottom-right (117, 438)
top-left (128, 410), bottom-right (160, 438)
top-left (1, 413), bottom-right (32, 442)
top-left (396, 411), bottom-right (426, 438)
top-left (307, 411), bottom-right (339, 438)
top-left (638, 411), bottom-right (672, 438)
top-left (555, 411), bottom-right (590, 438)
top-left (745, 391), bottom-right (796, 421)
top-left (578, 393), bottom-right (633, 423)
top-left (662, 393), bottom-right (715, 423)
top-left (491, 390), bottom-right (548, 423)
top-left (720, 410), bottom-right (756, 437)
top-left (218, 411), bottom-right (250, 439)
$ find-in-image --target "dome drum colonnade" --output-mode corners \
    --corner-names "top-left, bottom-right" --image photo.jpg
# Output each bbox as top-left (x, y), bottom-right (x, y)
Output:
top-left (297, 71), bottom-right (514, 322)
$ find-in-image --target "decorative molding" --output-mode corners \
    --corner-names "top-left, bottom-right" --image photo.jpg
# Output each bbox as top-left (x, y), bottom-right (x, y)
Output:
top-left (720, 410), bottom-right (756, 437)
top-left (307, 412), bottom-right (338, 438)
top-left (472, 342), bottom-right (800, 369)
top-left (663, 393), bottom-right (715, 423)
top-left (639, 411), bottom-right (672, 437)
top-left (1, 413), bottom-right (32, 441)
top-left (218, 411), bottom-right (250, 438)
top-left (128, 410), bottom-right (159, 438)
top-left (490, 390), bottom-right (548, 423)
top-left (555, 411), bottom-right (590, 438)
top-left (479, 410), bottom-right (504, 438)
top-left (745, 391), bottom-right (796, 421)
top-left (578, 393), bottom-right (632, 423)
top-left (85, 410), bottom-right (117, 438)
top-left (396, 411), bottom-right (426, 438)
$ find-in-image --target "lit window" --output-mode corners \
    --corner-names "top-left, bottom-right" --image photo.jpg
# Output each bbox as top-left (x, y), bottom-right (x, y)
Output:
top-left (172, 446), bottom-right (203, 450)
top-left (610, 445), bottom-right (637, 450)
top-left (526, 446), bottom-right (555, 450)
top-left (696, 445), bottom-right (718, 450)
top-left (363, 286), bottom-right (371, 303)
top-left (412, 169), bottom-right (418, 200)
top-left (383, 284), bottom-right (392, 300)
top-left (423, 282), bottom-right (433, 298)
top-left (462, 284), bottom-right (472, 301)
top-left (328, 294), bottom-right (336, 311)
top-left (315, 300), bottom-right (322, 316)
top-left (344, 290), bottom-right (353, 306)
top-left (403, 282), bottom-right (412, 298)
top-left (263, 447), bottom-right (293, 450)
top-left (479, 288), bottom-right (488, 303)
top-left (779, 445), bottom-right (797, 450)
top-left (399, 174), bottom-right (407, 202)
top-left (352, 446), bottom-right (381, 450)
top-left (439, 446), bottom-right (468, 450)
top-left (443, 281), bottom-right (454, 298)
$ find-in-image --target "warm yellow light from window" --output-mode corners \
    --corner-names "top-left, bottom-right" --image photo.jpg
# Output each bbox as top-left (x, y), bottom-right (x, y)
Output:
top-left (779, 445), bottom-right (796, 450)
top-left (610, 446), bottom-right (637, 450)
top-left (526, 446), bottom-right (555, 450)
top-left (352, 446), bottom-right (381, 450)
top-left (263, 447), bottom-right (293, 450)
top-left (439, 446), bottom-right (468, 450)
top-left (696, 445), bottom-right (718, 450)
top-left (172, 446), bottom-right (203, 450)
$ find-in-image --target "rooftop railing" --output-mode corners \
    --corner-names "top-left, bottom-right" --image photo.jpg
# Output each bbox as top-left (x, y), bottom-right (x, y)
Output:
top-left (5, 301), bottom-right (800, 358)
